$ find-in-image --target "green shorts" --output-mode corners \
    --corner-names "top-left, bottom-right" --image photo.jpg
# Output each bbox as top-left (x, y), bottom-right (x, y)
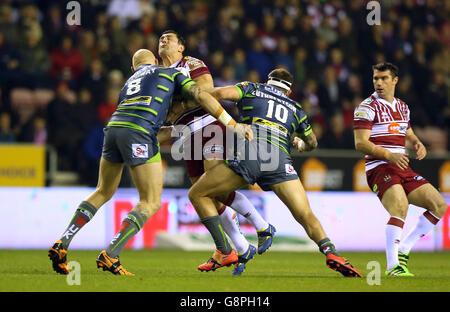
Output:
top-left (226, 138), bottom-right (298, 191)
top-left (102, 126), bottom-right (161, 166)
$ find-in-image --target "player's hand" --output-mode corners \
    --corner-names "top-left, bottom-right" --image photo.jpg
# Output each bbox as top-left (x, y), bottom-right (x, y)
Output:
top-left (414, 141), bottom-right (426, 160)
top-left (387, 153), bottom-right (409, 170)
top-left (232, 123), bottom-right (253, 140)
top-left (293, 136), bottom-right (306, 152)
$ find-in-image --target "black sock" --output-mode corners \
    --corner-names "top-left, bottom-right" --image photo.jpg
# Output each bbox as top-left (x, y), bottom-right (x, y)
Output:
top-left (201, 216), bottom-right (232, 254)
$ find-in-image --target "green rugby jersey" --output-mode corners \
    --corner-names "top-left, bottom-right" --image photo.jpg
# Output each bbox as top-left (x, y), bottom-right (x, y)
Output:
top-left (234, 81), bottom-right (312, 154)
top-left (108, 64), bottom-right (196, 135)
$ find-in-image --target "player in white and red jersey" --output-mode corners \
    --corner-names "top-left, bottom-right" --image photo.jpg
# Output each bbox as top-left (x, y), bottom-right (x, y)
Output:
top-left (353, 62), bottom-right (447, 277)
top-left (157, 30), bottom-right (274, 274)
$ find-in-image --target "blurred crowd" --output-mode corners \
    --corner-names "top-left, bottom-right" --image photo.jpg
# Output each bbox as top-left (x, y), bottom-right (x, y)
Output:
top-left (0, 0), bottom-right (449, 185)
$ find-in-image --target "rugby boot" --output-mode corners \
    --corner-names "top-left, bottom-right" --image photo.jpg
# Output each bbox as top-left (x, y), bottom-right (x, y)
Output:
top-left (326, 253), bottom-right (363, 277)
top-left (48, 240), bottom-right (70, 275)
top-left (96, 250), bottom-right (134, 276)
top-left (257, 224), bottom-right (276, 254)
top-left (232, 245), bottom-right (257, 276)
top-left (198, 249), bottom-right (238, 272)
top-left (398, 252), bottom-right (409, 268)
top-left (385, 264), bottom-right (414, 277)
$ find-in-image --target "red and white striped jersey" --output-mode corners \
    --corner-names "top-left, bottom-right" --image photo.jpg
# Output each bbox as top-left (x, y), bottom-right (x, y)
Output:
top-left (170, 56), bottom-right (212, 128)
top-left (353, 92), bottom-right (411, 172)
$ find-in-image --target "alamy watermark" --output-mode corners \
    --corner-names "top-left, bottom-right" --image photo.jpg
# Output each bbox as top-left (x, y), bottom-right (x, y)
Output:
top-left (366, 260), bottom-right (381, 285)
top-left (366, 1), bottom-right (381, 26)
top-left (66, 261), bottom-right (81, 286)
top-left (66, 1), bottom-right (81, 26)
top-left (170, 124), bottom-right (282, 172)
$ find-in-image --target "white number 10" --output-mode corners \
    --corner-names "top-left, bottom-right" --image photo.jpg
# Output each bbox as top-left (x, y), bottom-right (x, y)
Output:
top-left (266, 100), bottom-right (288, 123)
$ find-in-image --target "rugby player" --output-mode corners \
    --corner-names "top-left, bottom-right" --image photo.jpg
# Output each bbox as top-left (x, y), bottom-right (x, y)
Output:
top-left (48, 49), bottom-right (252, 275)
top-left (353, 62), bottom-right (447, 276)
top-left (158, 30), bottom-right (275, 274)
top-left (188, 68), bottom-right (362, 277)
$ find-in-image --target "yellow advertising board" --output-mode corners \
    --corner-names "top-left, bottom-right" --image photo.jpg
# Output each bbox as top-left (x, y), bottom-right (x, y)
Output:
top-left (0, 144), bottom-right (45, 186)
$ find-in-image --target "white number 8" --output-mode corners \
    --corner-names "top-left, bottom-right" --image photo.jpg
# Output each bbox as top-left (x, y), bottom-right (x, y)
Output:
top-left (126, 78), bottom-right (142, 95)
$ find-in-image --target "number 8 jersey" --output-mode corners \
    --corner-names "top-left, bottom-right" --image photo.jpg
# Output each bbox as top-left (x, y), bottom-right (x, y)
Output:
top-left (108, 64), bottom-right (195, 135)
top-left (234, 81), bottom-right (312, 154)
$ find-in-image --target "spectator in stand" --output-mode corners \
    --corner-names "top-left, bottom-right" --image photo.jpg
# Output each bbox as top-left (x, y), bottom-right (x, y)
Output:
top-left (97, 88), bottom-right (120, 124)
top-left (17, 23), bottom-right (51, 88)
top-left (79, 58), bottom-right (107, 104)
top-left (321, 112), bottom-right (354, 149)
top-left (230, 48), bottom-right (247, 81)
top-left (293, 47), bottom-right (308, 90)
top-left (273, 37), bottom-right (294, 74)
top-left (50, 35), bottom-right (84, 85)
top-left (0, 111), bottom-right (16, 142)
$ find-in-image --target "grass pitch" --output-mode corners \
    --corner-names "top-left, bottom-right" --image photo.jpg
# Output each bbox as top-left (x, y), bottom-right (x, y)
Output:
top-left (0, 249), bottom-right (449, 292)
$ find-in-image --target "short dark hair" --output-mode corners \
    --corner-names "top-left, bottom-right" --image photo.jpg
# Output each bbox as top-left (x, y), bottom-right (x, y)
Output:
top-left (161, 30), bottom-right (186, 47)
top-left (372, 62), bottom-right (399, 78)
top-left (268, 67), bottom-right (294, 84)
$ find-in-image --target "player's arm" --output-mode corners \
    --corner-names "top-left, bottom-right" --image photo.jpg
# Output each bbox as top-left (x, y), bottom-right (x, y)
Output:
top-left (354, 129), bottom-right (409, 170)
top-left (183, 83), bottom-right (253, 140)
top-left (193, 73), bottom-right (214, 92)
top-left (210, 86), bottom-right (242, 102)
top-left (293, 132), bottom-right (318, 152)
top-left (405, 127), bottom-right (426, 160)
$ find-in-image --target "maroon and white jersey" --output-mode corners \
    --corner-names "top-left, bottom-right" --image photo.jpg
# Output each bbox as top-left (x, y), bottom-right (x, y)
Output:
top-left (353, 92), bottom-right (411, 172)
top-left (171, 56), bottom-right (214, 130)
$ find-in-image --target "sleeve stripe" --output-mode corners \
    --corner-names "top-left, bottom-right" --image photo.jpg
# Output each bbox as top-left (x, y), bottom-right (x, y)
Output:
top-left (181, 80), bottom-right (197, 93)
top-left (234, 85), bottom-right (243, 100)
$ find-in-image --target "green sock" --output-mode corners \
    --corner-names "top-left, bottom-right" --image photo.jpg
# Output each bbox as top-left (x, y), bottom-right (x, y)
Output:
top-left (318, 237), bottom-right (340, 256)
top-left (201, 216), bottom-right (232, 254)
top-left (60, 201), bottom-right (97, 249)
top-left (106, 210), bottom-right (147, 258)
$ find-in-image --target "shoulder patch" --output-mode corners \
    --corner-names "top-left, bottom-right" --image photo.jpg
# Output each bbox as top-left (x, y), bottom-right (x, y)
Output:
top-left (185, 56), bottom-right (206, 71)
top-left (363, 97), bottom-right (374, 104)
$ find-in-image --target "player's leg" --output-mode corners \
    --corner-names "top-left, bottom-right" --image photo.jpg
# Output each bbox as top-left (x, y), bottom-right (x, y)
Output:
top-left (380, 184), bottom-right (413, 276)
top-left (398, 183), bottom-right (448, 265)
top-left (188, 162), bottom-right (248, 271)
top-left (49, 157), bottom-right (124, 274)
top-left (203, 159), bottom-right (251, 253)
top-left (270, 178), bottom-right (362, 277)
top-left (97, 160), bottom-right (163, 276)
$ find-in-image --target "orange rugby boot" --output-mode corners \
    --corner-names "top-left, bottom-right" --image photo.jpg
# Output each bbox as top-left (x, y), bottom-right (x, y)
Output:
top-left (48, 240), bottom-right (70, 275)
top-left (198, 249), bottom-right (238, 272)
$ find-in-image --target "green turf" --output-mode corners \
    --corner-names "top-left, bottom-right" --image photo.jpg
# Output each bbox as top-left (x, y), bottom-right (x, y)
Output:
top-left (0, 249), bottom-right (449, 292)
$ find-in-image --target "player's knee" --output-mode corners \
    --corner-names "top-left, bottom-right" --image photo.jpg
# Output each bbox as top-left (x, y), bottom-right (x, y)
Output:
top-left (95, 186), bottom-right (115, 202)
top-left (428, 197), bottom-right (448, 218)
top-left (188, 187), bottom-right (198, 204)
top-left (136, 201), bottom-right (160, 219)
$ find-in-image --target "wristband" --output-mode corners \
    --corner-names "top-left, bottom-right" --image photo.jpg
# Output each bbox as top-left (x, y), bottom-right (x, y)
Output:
top-left (215, 107), bottom-right (237, 126)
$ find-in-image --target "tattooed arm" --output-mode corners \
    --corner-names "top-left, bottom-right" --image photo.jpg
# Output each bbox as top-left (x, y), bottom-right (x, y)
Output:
top-left (292, 132), bottom-right (318, 152)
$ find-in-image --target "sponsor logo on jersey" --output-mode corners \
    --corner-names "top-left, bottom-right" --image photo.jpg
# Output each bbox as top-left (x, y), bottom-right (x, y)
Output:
top-left (132, 144), bottom-right (149, 158)
top-left (253, 117), bottom-right (288, 135)
top-left (285, 164), bottom-right (297, 175)
top-left (388, 122), bottom-right (401, 134)
top-left (354, 107), bottom-right (369, 118)
top-left (186, 57), bottom-right (205, 71)
top-left (414, 175), bottom-right (424, 181)
top-left (203, 144), bottom-right (224, 155)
